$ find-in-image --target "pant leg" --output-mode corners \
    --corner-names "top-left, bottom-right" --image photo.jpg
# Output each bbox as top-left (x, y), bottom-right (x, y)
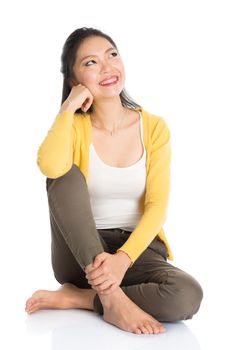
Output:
top-left (48, 206), bottom-right (111, 288)
top-left (46, 165), bottom-right (203, 321)
top-left (46, 164), bottom-right (110, 287)
top-left (93, 230), bottom-right (203, 322)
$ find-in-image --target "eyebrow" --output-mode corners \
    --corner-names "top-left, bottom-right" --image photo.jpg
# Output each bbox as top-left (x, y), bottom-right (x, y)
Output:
top-left (80, 47), bottom-right (116, 64)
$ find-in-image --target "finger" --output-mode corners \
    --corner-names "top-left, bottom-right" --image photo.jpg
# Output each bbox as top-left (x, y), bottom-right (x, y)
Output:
top-left (81, 98), bottom-right (92, 112)
top-left (84, 99), bottom-right (93, 112)
top-left (90, 273), bottom-right (110, 287)
top-left (98, 280), bottom-right (114, 292)
top-left (87, 269), bottom-right (104, 282)
top-left (93, 253), bottom-right (107, 268)
top-left (82, 103), bottom-right (91, 112)
top-left (85, 260), bottom-right (100, 273)
top-left (92, 259), bottom-right (102, 269)
top-left (95, 278), bottom-right (110, 291)
top-left (85, 265), bottom-right (97, 275)
top-left (94, 279), bottom-right (112, 292)
top-left (85, 262), bottom-right (103, 277)
top-left (100, 283), bottom-right (117, 295)
top-left (87, 261), bottom-right (107, 280)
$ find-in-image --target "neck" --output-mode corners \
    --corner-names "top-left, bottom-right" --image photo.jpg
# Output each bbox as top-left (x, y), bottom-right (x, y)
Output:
top-left (89, 97), bottom-right (128, 130)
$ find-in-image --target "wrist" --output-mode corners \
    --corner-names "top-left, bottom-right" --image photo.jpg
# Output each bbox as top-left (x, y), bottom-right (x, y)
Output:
top-left (116, 250), bottom-right (132, 268)
top-left (59, 102), bottom-right (77, 114)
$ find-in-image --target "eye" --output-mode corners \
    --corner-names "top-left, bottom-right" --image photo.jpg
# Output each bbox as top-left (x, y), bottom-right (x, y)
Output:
top-left (85, 51), bottom-right (118, 66)
top-left (85, 60), bottom-right (96, 66)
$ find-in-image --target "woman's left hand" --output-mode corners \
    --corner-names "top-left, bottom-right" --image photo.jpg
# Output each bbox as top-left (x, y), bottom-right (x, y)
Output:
top-left (85, 252), bottom-right (131, 295)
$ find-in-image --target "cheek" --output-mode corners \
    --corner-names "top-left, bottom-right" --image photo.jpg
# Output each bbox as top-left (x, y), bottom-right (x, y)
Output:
top-left (117, 59), bottom-right (125, 74)
top-left (85, 71), bottom-right (98, 82)
top-left (116, 62), bottom-right (126, 85)
top-left (75, 68), bottom-right (96, 85)
top-left (82, 71), bottom-right (100, 88)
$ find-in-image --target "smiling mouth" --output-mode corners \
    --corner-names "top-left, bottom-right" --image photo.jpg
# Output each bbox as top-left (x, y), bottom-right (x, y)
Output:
top-left (99, 76), bottom-right (119, 86)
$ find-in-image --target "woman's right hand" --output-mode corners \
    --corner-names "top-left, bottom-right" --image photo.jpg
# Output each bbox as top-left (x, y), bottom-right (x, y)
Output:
top-left (59, 83), bottom-right (94, 114)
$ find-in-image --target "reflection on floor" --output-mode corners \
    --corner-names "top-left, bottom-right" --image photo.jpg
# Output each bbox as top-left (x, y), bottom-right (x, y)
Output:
top-left (25, 309), bottom-right (201, 350)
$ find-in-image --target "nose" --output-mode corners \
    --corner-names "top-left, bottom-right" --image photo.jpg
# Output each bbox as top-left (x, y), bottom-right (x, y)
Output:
top-left (100, 59), bottom-right (113, 73)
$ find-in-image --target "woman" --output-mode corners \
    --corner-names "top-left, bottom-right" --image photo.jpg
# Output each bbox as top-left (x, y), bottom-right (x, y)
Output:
top-left (25, 27), bottom-right (203, 335)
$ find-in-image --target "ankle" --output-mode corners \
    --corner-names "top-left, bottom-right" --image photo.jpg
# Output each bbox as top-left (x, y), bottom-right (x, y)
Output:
top-left (98, 286), bottom-right (122, 307)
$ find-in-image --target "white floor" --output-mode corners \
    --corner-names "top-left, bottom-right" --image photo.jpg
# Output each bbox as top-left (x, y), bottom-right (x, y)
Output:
top-left (2, 269), bottom-right (233, 350)
top-left (24, 310), bottom-right (201, 350)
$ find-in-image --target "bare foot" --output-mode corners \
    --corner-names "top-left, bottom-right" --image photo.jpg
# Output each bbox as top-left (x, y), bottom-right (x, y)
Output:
top-left (25, 283), bottom-right (96, 314)
top-left (99, 287), bottom-right (165, 335)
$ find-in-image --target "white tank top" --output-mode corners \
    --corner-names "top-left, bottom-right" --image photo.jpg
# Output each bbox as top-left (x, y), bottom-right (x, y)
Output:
top-left (87, 111), bottom-right (146, 231)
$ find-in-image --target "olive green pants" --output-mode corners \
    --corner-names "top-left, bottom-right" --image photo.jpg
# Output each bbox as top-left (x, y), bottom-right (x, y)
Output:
top-left (46, 164), bottom-right (203, 321)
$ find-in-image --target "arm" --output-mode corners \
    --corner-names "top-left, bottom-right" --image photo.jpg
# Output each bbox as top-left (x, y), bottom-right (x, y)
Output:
top-left (115, 250), bottom-right (132, 269)
top-left (36, 109), bottom-right (77, 178)
top-left (116, 117), bottom-right (171, 267)
top-left (37, 84), bottom-right (94, 178)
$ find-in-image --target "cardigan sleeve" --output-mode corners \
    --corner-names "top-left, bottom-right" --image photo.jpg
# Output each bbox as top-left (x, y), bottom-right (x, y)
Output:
top-left (36, 111), bottom-right (77, 178)
top-left (116, 117), bottom-right (171, 267)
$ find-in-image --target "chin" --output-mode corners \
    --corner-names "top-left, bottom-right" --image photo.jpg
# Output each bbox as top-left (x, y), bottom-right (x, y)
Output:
top-left (95, 89), bottom-right (121, 97)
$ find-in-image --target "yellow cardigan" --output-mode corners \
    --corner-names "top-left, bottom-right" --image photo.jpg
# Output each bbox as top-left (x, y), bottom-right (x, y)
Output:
top-left (37, 106), bottom-right (173, 266)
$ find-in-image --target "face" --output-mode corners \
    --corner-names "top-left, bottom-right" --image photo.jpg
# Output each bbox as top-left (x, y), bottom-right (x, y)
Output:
top-left (72, 36), bottom-right (126, 99)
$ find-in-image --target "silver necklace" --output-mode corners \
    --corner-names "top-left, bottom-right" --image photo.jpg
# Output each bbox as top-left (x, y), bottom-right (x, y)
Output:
top-left (90, 112), bottom-right (125, 136)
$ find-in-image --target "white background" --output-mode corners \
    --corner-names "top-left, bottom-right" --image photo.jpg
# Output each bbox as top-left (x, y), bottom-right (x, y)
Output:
top-left (1, 0), bottom-right (233, 349)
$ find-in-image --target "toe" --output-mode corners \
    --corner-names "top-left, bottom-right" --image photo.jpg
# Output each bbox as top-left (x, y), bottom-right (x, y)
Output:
top-left (25, 298), bottom-right (33, 308)
top-left (153, 328), bottom-right (160, 334)
top-left (27, 300), bottom-right (40, 313)
top-left (151, 322), bottom-right (160, 334)
top-left (28, 301), bottom-right (42, 314)
top-left (28, 307), bottom-right (36, 314)
top-left (158, 322), bottom-right (166, 332)
top-left (25, 301), bottom-right (33, 311)
top-left (144, 323), bottom-right (154, 334)
top-left (134, 328), bottom-right (142, 334)
top-left (27, 299), bottom-right (37, 309)
top-left (140, 325), bottom-right (150, 334)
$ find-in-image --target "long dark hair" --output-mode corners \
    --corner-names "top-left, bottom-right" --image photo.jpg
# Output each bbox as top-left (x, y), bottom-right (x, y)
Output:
top-left (60, 27), bottom-right (142, 115)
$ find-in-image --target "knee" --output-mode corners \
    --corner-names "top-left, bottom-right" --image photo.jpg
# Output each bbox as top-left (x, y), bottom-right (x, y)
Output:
top-left (164, 270), bottom-right (203, 321)
top-left (55, 164), bottom-right (85, 181)
top-left (46, 164), bottom-right (86, 192)
top-left (68, 164), bottom-right (85, 179)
